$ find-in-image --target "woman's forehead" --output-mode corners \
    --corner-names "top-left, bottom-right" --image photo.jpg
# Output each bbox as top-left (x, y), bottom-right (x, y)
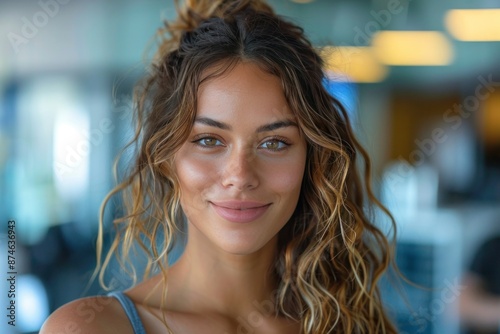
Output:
top-left (196, 62), bottom-right (294, 118)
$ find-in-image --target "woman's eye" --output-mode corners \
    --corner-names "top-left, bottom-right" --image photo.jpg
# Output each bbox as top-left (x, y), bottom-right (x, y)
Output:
top-left (194, 137), bottom-right (223, 147)
top-left (260, 139), bottom-right (289, 151)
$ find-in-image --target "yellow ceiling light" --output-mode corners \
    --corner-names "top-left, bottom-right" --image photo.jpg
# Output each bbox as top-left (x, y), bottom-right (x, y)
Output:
top-left (445, 9), bottom-right (500, 41)
top-left (372, 31), bottom-right (454, 66)
top-left (321, 46), bottom-right (388, 83)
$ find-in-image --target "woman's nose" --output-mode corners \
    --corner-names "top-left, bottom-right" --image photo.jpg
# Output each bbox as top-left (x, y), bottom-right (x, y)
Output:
top-left (221, 146), bottom-right (259, 190)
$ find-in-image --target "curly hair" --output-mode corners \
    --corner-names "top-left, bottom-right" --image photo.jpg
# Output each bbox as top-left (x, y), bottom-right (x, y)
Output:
top-left (96, 0), bottom-right (398, 333)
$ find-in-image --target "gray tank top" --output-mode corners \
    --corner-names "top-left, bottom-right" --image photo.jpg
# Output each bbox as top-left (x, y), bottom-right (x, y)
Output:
top-left (108, 291), bottom-right (147, 334)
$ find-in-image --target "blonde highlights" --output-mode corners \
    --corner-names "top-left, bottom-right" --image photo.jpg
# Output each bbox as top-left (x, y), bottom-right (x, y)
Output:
top-left (96, 1), bottom-right (398, 333)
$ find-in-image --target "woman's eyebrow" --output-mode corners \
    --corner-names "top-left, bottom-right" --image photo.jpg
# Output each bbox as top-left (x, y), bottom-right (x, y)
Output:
top-left (194, 117), bottom-right (230, 130)
top-left (256, 120), bottom-right (298, 133)
top-left (194, 117), bottom-right (298, 132)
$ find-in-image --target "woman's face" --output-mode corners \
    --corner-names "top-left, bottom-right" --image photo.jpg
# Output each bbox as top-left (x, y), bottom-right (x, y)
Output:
top-left (174, 62), bottom-right (307, 255)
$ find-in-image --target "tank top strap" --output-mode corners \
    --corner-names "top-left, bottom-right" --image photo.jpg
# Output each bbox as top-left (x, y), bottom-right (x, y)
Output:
top-left (108, 291), bottom-right (147, 334)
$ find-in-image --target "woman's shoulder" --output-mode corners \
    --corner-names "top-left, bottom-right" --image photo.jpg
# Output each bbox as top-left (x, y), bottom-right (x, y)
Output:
top-left (40, 295), bottom-right (134, 334)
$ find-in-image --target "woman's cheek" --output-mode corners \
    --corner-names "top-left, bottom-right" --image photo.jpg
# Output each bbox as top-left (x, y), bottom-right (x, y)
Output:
top-left (274, 169), bottom-right (303, 193)
top-left (177, 155), bottom-right (220, 204)
top-left (263, 155), bottom-right (306, 193)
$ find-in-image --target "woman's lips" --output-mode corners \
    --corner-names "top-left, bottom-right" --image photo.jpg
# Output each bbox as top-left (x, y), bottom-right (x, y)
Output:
top-left (210, 201), bottom-right (271, 223)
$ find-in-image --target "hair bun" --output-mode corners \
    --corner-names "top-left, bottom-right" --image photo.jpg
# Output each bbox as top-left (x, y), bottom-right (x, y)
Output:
top-left (155, 0), bottom-right (274, 59)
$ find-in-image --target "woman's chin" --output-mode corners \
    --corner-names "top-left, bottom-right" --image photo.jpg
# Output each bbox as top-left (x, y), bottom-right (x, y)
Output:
top-left (213, 236), bottom-right (276, 257)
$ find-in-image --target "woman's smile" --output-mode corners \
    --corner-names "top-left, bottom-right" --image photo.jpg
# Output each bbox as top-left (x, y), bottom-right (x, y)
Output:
top-left (209, 200), bottom-right (272, 223)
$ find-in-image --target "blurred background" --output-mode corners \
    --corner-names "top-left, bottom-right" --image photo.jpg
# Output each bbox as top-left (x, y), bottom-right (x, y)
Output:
top-left (1, 0), bottom-right (499, 333)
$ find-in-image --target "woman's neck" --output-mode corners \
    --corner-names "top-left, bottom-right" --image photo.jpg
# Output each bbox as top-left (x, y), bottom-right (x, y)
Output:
top-left (166, 227), bottom-right (279, 319)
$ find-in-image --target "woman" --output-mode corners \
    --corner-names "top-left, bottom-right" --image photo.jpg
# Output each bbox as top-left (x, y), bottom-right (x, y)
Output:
top-left (42, 0), bottom-right (397, 333)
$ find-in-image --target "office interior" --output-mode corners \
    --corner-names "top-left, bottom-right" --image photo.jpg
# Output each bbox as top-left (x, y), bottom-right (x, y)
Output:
top-left (1, 0), bottom-right (500, 333)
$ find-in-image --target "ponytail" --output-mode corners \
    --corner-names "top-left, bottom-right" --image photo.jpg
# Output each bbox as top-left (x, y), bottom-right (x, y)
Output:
top-left (155, 0), bottom-right (274, 59)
